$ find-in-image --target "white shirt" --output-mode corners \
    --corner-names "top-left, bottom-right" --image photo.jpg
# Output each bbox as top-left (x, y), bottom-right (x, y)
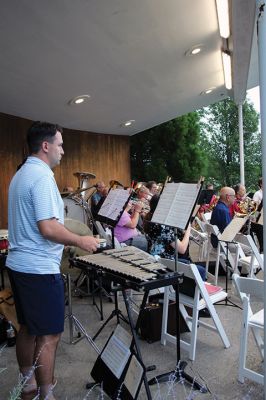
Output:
top-left (253, 189), bottom-right (263, 206)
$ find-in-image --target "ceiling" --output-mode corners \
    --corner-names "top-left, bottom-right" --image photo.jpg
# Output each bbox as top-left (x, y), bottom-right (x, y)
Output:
top-left (0, 0), bottom-right (258, 136)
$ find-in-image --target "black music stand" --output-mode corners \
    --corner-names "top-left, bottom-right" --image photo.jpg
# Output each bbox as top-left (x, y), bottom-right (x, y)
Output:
top-left (215, 216), bottom-right (247, 309)
top-left (91, 284), bottom-right (129, 342)
top-left (217, 239), bottom-right (242, 309)
top-left (148, 228), bottom-right (206, 392)
top-left (147, 180), bottom-right (207, 392)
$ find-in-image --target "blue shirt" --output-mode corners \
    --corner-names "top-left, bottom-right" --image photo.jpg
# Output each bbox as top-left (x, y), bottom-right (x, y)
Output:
top-left (210, 201), bottom-right (232, 247)
top-left (6, 157), bottom-right (64, 274)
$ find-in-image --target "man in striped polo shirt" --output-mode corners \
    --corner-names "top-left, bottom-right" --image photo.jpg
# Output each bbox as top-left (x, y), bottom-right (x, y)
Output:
top-left (6, 122), bottom-right (99, 400)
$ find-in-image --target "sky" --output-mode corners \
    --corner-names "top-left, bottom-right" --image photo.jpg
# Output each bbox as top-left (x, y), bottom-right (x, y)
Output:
top-left (247, 85), bottom-right (260, 113)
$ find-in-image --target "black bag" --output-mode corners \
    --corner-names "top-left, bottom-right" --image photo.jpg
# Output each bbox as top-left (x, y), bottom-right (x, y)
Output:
top-left (138, 294), bottom-right (189, 343)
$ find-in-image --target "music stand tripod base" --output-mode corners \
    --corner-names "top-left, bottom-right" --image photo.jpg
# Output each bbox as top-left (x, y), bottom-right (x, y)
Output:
top-left (148, 361), bottom-right (208, 393)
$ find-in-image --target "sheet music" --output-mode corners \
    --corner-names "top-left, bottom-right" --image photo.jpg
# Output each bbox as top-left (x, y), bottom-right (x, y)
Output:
top-left (100, 325), bottom-right (131, 379)
top-left (98, 189), bottom-right (130, 221)
top-left (123, 355), bottom-right (144, 398)
top-left (219, 217), bottom-right (247, 242)
top-left (151, 182), bottom-right (200, 230)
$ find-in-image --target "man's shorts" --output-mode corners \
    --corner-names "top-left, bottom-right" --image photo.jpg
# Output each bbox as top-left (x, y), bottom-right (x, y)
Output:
top-left (7, 268), bottom-right (65, 336)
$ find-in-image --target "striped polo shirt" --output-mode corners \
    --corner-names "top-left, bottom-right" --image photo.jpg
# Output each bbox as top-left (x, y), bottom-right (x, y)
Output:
top-left (6, 156), bottom-right (64, 274)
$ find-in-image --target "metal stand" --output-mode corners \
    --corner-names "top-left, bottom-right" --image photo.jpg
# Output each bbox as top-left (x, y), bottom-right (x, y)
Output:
top-left (218, 241), bottom-right (242, 309)
top-left (92, 286), bottom-right (128, 341)
top-left (65, 273), bottom-right (93, 345)
top-left (148, 228), bottom-right (207, 393)
top-left (122, 288), bottom-right (153, 400)
top-left (69, 257), bottom-right (113, 320)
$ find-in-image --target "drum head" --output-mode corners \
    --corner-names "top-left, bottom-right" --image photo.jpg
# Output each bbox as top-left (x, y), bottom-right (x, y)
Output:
top-left (63, 197), bottom-right (87, 224)
top-left (0, 229), bottom-right (8, 240)
top-left (64, 218), bottom-right (92, 236)
top-left (64, 218), bottom-right (93, 258)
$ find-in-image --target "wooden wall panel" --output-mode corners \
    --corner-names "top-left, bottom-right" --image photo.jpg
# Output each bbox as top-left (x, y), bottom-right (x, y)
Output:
top-left (0, 113), bottom-right (131, 229)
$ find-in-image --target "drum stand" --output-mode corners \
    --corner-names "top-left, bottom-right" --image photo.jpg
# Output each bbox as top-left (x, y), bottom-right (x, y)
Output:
top-left (64, 273), bottom-right (89, 344)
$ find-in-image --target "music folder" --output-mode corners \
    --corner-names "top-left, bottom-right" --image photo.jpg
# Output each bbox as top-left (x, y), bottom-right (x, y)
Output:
top-left (96, 188), bottom-right (131, 227)
top-left (151, 181), bottom-right (203, 230)
top-left (91, 325), bottom-right (144, 400)
top-left (219, 217), bottom-right (248, 243)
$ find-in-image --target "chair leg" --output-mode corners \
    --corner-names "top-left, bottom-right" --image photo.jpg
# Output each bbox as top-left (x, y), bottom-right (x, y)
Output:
top-left (206, 302), bottom-right (230, 349)
top-left (161, 286), bottom-right (170, 346)
top-left (189, 307), bottom-right (199, 361)
top-left (252, 326), bottom-right (264, 359)
top-left (238, 310), bottom-right (249, 383)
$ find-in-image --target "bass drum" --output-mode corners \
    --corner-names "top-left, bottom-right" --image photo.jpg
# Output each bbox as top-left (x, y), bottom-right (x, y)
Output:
top-left (63, 197), bottom-right (88, 225)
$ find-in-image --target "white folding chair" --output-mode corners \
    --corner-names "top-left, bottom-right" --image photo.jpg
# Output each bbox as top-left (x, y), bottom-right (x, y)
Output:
top-left (232, 274), bottom-right (264, 384)
top-left (202, 211), bottom-right (212, 223)
top-left (190, 226), bottom-right (208, 261)
top-left (160, 259), bottom-right (230, 361)
top-left (234, 233), bottom-right (264, 278)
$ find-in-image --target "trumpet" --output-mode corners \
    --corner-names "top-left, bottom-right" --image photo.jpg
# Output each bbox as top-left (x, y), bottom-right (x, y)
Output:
top-left (130, 198), bottom-right (151, 214)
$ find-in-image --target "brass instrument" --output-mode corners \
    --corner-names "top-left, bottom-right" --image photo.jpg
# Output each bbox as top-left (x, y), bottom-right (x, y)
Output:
top-left (130, 198), bottom-right (150, 214)
top-left (234, 197), bottom-right (258, 217)
top-left (109, 179), bottom-right (124, 189)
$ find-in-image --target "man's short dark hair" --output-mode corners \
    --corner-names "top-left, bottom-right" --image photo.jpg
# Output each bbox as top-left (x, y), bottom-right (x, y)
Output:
top-left (146, 181), bottom-right (156, 190)
top-left (27, 121), bottom-right (63, 154)
top-left (233, 183), bottom-right (241, 194)
top-left (258, 177), bottom-right (263, 188)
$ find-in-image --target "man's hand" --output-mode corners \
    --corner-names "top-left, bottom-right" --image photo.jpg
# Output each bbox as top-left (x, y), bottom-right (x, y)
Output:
top-left (77, 236), bottom-right (99, 252)
top-left (38, 219), bottom-right (99, 252)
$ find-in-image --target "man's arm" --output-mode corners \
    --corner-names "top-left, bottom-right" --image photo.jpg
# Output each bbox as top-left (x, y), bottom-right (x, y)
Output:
top-left (38, 219), bottom-right (99, 252)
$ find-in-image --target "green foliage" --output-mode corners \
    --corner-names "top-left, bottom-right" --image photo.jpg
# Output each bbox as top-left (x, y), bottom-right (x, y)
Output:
top-left (130, 112), bottom-right (207, 183)
top-left (198, 97), bottom-right (261, 190)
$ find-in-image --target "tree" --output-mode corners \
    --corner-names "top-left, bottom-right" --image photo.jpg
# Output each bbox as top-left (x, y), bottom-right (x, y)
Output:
top-left (130, 112), bottom-right (207, 183)
top-left (198, 98), bottom-right (261, 190)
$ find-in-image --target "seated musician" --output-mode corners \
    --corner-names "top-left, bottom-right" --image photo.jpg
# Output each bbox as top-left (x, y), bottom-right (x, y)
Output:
top-left (114, 201), bottom-right (148, 251)
top-left (131, 185), bottom-right (152, 232)
top-left (210, 187), bottom-right (235, 248)
top-left (146, 181), bottom-right (158, 196)
top-left (250, 177), bottom-right (263, 253)
top-left (253, 177), bottom-right (263, 206)
top-left (91, 181), bottom-right (107, 217)
top-left (143, 195), bottom-right (206, 281)
top-left (229, 183), bottom-right (246, 217)
top-left (197, 183), bottom-right (218, 219)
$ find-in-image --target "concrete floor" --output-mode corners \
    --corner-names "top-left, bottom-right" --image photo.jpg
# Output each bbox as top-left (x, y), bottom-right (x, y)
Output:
top-left (0, 247), bottom-right (264, 400)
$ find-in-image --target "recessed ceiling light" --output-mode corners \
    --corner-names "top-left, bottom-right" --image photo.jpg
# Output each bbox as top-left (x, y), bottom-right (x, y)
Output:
top-left (68, 94), bottom-right (91, 105)
top-left (121, 120), bottom-right (135, 127)
top-left (200, 87), bottom-right (216, 95)
top-left (185, 45), bottom-right (204, 56)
